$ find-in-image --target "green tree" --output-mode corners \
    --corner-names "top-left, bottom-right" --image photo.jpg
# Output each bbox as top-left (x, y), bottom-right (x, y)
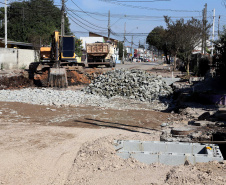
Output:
top-left (5, 0), bottom-right (71, 46)
top-left (117, 41), bottom-right (124, 60)
top-left (164, 16), bottom-right (185, 70)
top-left (146, 26), bottom-right (171, 63)
top-left (75, 38), bottom-right (82, 57)
top-left (165, 16), bottom-right (209, 74)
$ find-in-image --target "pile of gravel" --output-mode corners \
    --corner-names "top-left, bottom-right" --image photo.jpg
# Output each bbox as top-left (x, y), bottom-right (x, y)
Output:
top-left (0, 88), bottom-right (170, 111)
top-left (85, 69), bottom-right (173, 102)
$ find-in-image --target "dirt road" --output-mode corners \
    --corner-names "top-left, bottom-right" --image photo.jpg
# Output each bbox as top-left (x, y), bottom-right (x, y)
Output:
top-left (0, 100), bottom-right (167, 185)
top-left (0, 63), bottom-right (225, 185)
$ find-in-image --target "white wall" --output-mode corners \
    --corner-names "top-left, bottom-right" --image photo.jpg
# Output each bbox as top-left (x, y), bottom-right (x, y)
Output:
top-left (0, 48), bottom-right (38, 70)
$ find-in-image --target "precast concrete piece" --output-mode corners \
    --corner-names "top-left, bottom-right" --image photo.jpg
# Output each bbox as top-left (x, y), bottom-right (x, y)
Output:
top-left (114, 140), bottom-right (224, 166)
top-left (162, 77), bottom-right (181, 85)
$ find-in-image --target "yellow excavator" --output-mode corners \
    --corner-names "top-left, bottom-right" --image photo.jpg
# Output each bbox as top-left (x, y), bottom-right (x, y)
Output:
top-left (30, 31), bottom-right (84, 87)
top-left (29, 2), bottom-right (85, 87)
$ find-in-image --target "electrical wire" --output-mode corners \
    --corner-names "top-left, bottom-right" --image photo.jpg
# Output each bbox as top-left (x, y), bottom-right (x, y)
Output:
top-left (66, 6), bottom-right (107, 30)
top-left (99, 0), bottom-right (201, 12)
top-left (70, 0), bottom-right (106, 22)
top-left (66, 8), bottom-right (107, 32)
top-left (68, 8), bottom-right (202, 20)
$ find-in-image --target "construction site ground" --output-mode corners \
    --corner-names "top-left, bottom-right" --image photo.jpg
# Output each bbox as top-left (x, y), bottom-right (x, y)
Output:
top-left (0, 62), bottom-right (225, 185)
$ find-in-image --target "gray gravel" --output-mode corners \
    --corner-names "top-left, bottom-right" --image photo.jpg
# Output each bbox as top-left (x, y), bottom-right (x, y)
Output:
top-left (85, 69), bottom-right (173, 102)
top-left (0, 68), bottom-right (175, 111)
top-left (0, 88), bottom-right (170, 111)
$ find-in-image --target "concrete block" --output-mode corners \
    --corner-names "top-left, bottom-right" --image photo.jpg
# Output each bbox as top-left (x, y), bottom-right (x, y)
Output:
top-left (120, 140), bottom-right (143, 152)
top-left (166, 142), bottom-right (193, 153)
top-left (162, 77), bottom-right (181, 85)
top-left (192, 144), bottom-right (206, 154)
top-left (159, 153), bottom-right (186, 166)
top-left (131, 152), bottom-right (158, 164)
top-left (115, 140), bottom-right (224, 166)
top-left (142, 141), bottom-right (167, 153)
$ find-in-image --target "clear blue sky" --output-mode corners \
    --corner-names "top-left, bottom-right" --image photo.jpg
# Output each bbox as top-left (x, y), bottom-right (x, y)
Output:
top-left (2, 0), bottom-right (226, 46)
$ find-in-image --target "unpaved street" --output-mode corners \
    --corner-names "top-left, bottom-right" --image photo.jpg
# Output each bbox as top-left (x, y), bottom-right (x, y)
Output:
top-left (0, 62), bottom-right (225, 185)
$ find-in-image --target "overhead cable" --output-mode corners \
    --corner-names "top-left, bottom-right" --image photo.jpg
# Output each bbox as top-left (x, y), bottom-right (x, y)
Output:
top-left (99, 0), bottom-right (200, 12)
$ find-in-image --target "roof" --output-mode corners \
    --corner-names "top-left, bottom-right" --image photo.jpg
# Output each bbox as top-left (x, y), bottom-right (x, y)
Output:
top-left (89, 32), bottom-right (121, 42)
top-left (0, 37), bottom-right (33, 48)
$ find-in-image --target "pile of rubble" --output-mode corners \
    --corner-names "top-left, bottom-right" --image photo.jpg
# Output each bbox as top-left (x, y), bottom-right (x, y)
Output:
top-left (0, 75), bottom-right (33, 90)
top-left (85, 69), bottom-right (173, 102)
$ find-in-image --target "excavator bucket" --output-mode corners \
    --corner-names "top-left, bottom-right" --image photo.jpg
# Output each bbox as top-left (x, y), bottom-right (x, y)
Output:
top-left (48, 68), bottom-right (68, 88)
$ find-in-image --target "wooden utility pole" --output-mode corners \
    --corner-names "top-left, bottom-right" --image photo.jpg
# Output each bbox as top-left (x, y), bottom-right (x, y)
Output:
top-left (131, 35), bottom-right (133, 62)
top-left (5, 0), bottom-right (7, 48)
top-left (211, 8), bottom-right (215, 56)
top-left (202, 3), bottom-right (207, 55)
top-left (204, 3), bottom-right (207, 55)
top-left (122, 22), bottom-right (126, 64)
top-left (218, 15), bottom-right (221, 39)
top-left (61, 0), bottom-right (65, 36)
top-left (108, 10), bottom-right (110, 40)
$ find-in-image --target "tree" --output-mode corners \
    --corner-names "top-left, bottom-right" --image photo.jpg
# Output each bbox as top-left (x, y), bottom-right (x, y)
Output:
top-left (75, 38), bottom-right (82, 57)
top-left (177, 18), bottom-right (207, 74)
top-left (164, 16), bottom-right (185, 70)
top-left (146, 26), bottom-right (171, 63)
top-left (214, 26), bottom-right (226, 80)
top-left (5, 0), bottom-right (71, 46)
top-left (164, 17), bottom-right (208, 74)
top-left (117, 41), bottom-right (124, 60)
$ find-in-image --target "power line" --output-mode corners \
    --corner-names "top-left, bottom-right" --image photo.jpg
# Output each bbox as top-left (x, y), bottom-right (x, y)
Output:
top-left (70, 0), bottom-right (106, 22)
top-left (66, 7), bottom-right (107, 31)
top-left (66, 9), bottom-right (107, 32)
top-left (103, 0), bottom-right (170, 2)
top-left (68, 8), bottom-right (202, 19)
top-left (99, 0), bottom-right (200, 12)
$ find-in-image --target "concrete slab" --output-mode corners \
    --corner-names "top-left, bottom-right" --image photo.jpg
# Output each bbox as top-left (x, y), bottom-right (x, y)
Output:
top-left (115, 140), bottom-right (224, 166)
top-left (162, 77), bottom-right (181, 85)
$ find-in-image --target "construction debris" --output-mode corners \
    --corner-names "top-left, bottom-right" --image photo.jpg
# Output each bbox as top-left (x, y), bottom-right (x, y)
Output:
top-left (85, 69), bottom-right (173, 102)
top-left (0, 75), bottom-right (33, 90)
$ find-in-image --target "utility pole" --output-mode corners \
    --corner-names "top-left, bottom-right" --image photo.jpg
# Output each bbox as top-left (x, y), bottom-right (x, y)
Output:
top-left (108, 10), bottom-right (110, 40)
top-left (202, 8), bottom-right (204, 54)
top-left (218, 15), bottom-right (221, 39)
top-left (204, 3), bottom-right (207, 56)
top-left (122, 22), bottom-right (126, 64)
top-left (211, 8), bottom-right (215, 57)
top-left (61, 0), bottom-right (65, 36)
top-left (144, 39), bottom-right (145, 58)
top-left (131, 35), bottom-right (133, 62)
top-left (5, 0), bottom-right (7, 48)
top-left (202, 3), bottom-right (207, 55)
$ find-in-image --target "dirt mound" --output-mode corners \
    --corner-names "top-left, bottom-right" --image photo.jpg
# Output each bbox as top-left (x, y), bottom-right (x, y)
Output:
top-left (165, 164), bottom-right (226, 185)
top-left (66, 136), bottom-right (226, 185)
top-left (67, 71), bottom-right (91, 85)
top-left (0, 75), bottom-right (33, 90)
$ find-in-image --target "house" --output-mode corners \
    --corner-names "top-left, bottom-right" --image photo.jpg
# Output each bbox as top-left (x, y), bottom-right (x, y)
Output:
top-left (80, 37), bottom-right (104, 49)
top-left (193, 40), bottom-right (212, 55)
top-left (89, 32), bottom-right (119, 48)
